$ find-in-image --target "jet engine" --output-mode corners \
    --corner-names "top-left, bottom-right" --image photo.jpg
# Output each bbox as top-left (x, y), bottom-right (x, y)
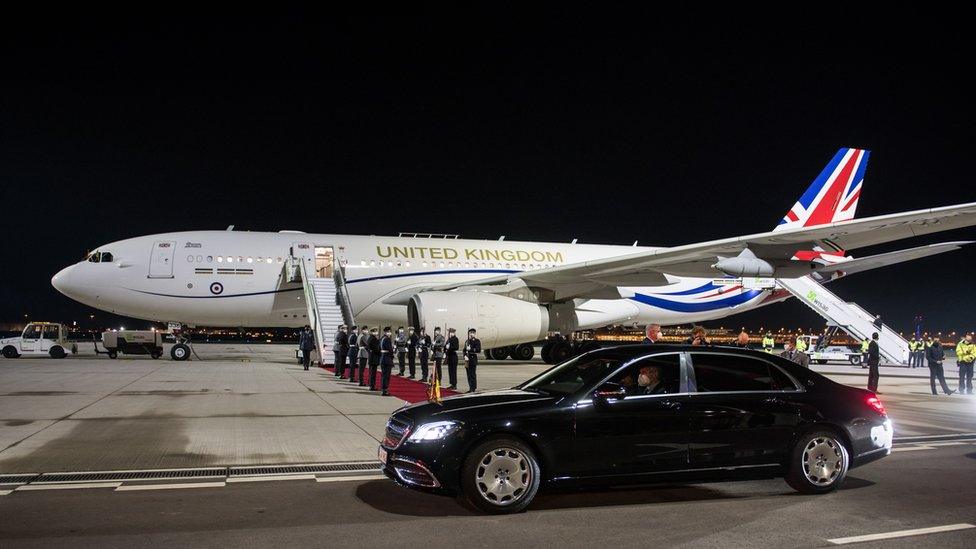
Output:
top-left (408, 291), bottom-right (549, 349)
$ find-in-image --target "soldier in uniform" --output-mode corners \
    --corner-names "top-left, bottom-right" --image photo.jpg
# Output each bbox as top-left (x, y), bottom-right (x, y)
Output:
top-left (299, 325), bottom-right (314, 371)
top-left (334, 325), bottom-right (348, 378)
top-left (407, 327), bottom-right (419, 379)
top-left (380, 326), bottom-right (395, 396)
top-left (446, 328), bottom-right (460, 390)
top-left (367, 327), bottom-right (381, 390)
top-left (431, 327), bottom-right (446, 384)
top-left (357, 325), bottom-right (371, 386)
top-left (346, 326), bottom-right (359, 382)
top-left (464, 328), bottom-right (482, 393)
top-left (395, 327), bottom-right (408, 376)
top-left (417, 327), bottom-right (431, 383)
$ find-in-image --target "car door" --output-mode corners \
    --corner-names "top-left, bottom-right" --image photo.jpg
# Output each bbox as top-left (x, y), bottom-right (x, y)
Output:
top-left (686, 352), bottom-right (804, 469)
top-left (19, 325), bottom-right (40, 352)
top-left (573, 352), bottom-right (690, 480)
top-left (39, 325), bottom-right (59, 352)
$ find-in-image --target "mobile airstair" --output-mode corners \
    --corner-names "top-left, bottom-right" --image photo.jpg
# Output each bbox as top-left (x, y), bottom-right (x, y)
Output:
top-left (777, 276), bottom-right (910, 365)
top-left (288, 251), bottom-right (355, 366)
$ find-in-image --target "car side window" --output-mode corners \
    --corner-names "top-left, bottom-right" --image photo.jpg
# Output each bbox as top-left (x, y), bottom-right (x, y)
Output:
top-left (690, 353), bottom-right (778, 392)
top-left (611, 354), bottom-right (681, 397)
top-left (768, 362), bottom-right (800, 391)
top-left (22, 326), bottom-right (41, 339)
top-left (42, 326), bottom-right (59, 339)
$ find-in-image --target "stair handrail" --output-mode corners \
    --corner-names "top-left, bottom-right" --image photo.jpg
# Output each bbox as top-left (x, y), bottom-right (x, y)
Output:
top-left (332, 259), bottom-right (355, 327)
top-left (296, 255), bottom-right (325, 364)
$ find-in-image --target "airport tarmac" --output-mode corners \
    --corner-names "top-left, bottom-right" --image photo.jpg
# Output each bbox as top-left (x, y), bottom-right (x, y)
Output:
top-left (0, 344), bottom-right (974, 474)
top-left (2, 344), bottom-right (976, 547)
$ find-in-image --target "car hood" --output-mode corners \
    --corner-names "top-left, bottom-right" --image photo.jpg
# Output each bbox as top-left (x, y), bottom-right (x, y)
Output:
top-left (395, 389), bottom-right (557, 422)
top-left (0, 337), bottom-right (20, 346)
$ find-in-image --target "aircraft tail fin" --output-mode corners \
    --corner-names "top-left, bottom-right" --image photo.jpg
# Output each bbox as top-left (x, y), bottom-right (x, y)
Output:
top-left (774, 148), bottom-right (870, 232)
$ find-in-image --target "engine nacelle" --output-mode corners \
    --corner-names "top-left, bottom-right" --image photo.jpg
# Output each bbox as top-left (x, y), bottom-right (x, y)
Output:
top-left (408, 291), bottom-right (549, 349)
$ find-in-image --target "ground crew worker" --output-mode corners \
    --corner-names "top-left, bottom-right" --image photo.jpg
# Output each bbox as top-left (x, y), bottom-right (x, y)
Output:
top-left (795, 334), bottom-right (808, 353)
top-left (925, 336), bottom-right (954, 395)
top-left (334, 325), bottom-right (348, 378)
top-left (860, 338), bottom-right (870, 368)
top-left (417, 327), bottom-right (431, 383)
top-left (464, 328), bottom-right (481, 393)
top-left (407, 327), bottom-right (419, 379)
top-left (432, 327), bottom-right (446, 384)
top-left (955, 333), bottom-right (975, 394)
top-left (367, 327), bottom-right (381, 390)
top-left (446, 328), bottom-right (460, 390)
top-left (867, 332), bottom-right (880, 392)
top-left (346, 326), bottom-right (359, 382)
top-left (908, 338), bottom-right (918, 368)
top-left (395, 327), bottom-right (407, 376)
top-left (762, 332), bottom-right (775, 353)
top-left (357, 325), bottom-right (371, 387)
top-left (380, 327), bottom-right (395, 396)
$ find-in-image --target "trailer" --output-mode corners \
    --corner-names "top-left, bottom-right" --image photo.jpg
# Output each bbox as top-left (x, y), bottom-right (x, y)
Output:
top-left (98, 330), bottom-right (163, 359)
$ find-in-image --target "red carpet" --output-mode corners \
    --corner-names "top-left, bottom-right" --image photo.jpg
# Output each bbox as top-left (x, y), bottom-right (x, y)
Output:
top-left (320, 364), bottom-right (459, 403)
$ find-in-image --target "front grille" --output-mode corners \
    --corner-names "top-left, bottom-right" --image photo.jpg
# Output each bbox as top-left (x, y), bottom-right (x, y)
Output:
top-left (392, 459), bottom-right (439, 488)
top-left (383, 417), bottom-right (411, 449)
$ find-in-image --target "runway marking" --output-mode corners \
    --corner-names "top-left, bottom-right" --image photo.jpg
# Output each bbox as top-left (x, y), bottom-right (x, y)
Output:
top-left (0, 490), bottom-right (12, 496)
top-left (227, 474), bottom-right (316, 483)
top-left (891, 445), bottom-right (937, 452)
top-left (315, 474), bottom-right (386, 483)
top-left (827, 523), bottom-right (975, 545)
top-left (115, 481), bottom-right (227, 491)
top-left (17, 482), bottom-right (122, 491)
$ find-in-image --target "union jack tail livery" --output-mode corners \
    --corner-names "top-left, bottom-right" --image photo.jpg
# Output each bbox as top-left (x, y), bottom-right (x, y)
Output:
top-left (775, 147), bottom-right (869, 232)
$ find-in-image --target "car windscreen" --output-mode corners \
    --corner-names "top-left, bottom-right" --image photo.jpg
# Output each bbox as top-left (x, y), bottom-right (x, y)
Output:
top-left (519, 355), bottom-right (624, 395)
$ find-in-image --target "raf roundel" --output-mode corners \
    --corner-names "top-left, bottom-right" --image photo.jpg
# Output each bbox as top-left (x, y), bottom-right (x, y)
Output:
top-left (210, 282), bottom-right (224, 295)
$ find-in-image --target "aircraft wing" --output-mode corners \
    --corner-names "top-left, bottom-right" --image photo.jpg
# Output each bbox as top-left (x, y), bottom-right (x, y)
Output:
top-left (426, 201), bottom-right (976, 300)
top-left (813, 241), bottom-right (973, 277)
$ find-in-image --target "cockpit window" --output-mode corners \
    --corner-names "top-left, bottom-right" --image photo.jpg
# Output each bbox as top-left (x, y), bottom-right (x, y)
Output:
top-left (86, 251), bottom-right (114, 263)
top-left (100, 252), bottom-right (113, 263)
top-left (87, 251), bottom-right (99, 262)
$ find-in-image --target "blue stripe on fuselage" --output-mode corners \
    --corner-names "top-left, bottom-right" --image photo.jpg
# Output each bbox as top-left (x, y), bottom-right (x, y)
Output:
top-left (630, 289), bottom-right (763, 312)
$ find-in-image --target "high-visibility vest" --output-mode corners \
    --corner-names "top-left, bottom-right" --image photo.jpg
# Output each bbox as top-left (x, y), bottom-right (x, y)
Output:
top-left (956, 340), bottom-right (976, 363)
top-left (795, 337), bottom-right (808, 351)
top-left (762, 337), bottom-right (775, 349)
top-left (860, 340), bottom-right (869, 353)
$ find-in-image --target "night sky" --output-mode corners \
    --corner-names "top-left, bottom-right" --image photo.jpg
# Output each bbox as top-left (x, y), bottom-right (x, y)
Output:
top-left (2, 10), bottom-right (974, 334)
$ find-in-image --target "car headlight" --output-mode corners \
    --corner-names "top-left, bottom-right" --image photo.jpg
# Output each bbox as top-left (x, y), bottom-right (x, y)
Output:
top-left (407, 421), bottom-right (461, 442)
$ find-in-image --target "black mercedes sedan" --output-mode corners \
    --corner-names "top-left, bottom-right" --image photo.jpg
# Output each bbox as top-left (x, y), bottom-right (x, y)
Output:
top-left (379, 344), bottom-right (892, 513)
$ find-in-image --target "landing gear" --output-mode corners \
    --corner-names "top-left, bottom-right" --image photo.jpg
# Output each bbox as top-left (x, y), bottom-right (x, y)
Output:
top-left (510, 344), bottom-right (535, 361)
top-left (487, 347), bottom-right (511, 360)
top-left (549, 340), bottom-right (573, 364)
top-left (540, 340), bottom-right (555, 364)
top-left (171, 343), bottom-right (191, 361)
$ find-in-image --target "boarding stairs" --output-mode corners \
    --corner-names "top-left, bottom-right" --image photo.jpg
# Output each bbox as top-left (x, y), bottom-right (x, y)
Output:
top-left (291, 256), bottom-right (355, 366)
top-left (777, 276), bottom-right (910, 366)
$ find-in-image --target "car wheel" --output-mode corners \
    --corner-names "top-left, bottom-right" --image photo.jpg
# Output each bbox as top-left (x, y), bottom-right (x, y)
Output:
top-left (785, 430), bottom-right (850, 494)
top-left (3, 346), bottom-right (21, 359)
top-left (816, 359), bottom-right (828, 365)
top-left (49, 346), bottom-right (66, 359)
top-left (849, 355), bottom-right (861, 365)
top-left (171, 343), bottom-right (191, 361)
top-left (549, 341), bottom-right (573, 363)
top-left (108, 350), bottom-right (118, 359)
top-left (510, 344), bottom-right (535, 361)
top-left (460, 436), bottom-right (541, 514)
top-left (540, 341), bottom-right (555, 364)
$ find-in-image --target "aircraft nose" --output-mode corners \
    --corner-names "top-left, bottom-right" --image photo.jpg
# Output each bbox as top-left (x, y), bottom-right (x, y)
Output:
top-left (51, 265), bottom-right (76, 297)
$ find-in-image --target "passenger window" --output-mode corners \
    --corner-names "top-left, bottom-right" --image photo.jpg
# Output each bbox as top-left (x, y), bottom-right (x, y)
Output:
top-left (42, 326), bottom-right (59, 339)
top-left (768, 363), bottom-right (799, 391)
top-left (611, 354), bottom-right (681, 397)
top-left (691, 353), bottom-right (776, 392)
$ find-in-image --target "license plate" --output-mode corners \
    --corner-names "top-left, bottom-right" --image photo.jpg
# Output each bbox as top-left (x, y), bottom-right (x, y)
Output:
top-left (378, 447), bottom-right (388, 464)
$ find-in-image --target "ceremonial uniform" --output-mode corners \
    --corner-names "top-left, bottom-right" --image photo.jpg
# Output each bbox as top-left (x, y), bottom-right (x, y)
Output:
top-left (464, 334), bottom-right (482, 393)
top-left (346, 330), bottom-right (359, 382)
top-left (446, 332), bottom-right (460, 389)
top-left (417, 332), bottom-right (431, 382)
top-left (407, 330), bottom-right (419, 379)
top-left (432, 332), bottom-right (446, 383)
top-left (357, 331), bottom-right (371, 386)
top-left (367, 332), bottom-right (381, 390)
top-left (395, 330), bottom-right (408, 376)
top-left (381, 332), bottom-right (395, 395)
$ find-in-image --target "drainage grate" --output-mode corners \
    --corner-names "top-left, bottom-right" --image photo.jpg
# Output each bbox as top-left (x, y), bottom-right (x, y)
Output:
top-left (37, 468), bottom-right (226, 483)
top-left (228, 462), bottom-right (381, 476)
top-left (0, 474), bottom-right (39, 484)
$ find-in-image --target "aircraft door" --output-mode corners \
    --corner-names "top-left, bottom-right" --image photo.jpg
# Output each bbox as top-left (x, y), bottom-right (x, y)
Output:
top-left (149, 241), bottom-right (177, 278)
top-left (314, 246), bottom-right (334, 278)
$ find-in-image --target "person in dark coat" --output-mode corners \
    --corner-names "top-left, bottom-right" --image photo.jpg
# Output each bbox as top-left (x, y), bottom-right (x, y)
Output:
top-left (642, 324), bottom-right (661, 344)
top-left (779, 340), bottom-right (810, 368)
top-left (431, 327), bottom-right (446, 384)
top-left (380, 326), bottom-right (395, 396)
top-left (357, 326), bottom-right (371, 387)
top-left (367, 328), bottom-right (381, 390)
top-left (417, 327), bottom-right (431, 383)
top-left (334, 325), bottom-right (348, 378)
top-left (464, 328), bottom-right (482, 393)
top-left (866, 332), bottom-right (880, 392)
top-left (346, 326), bottom-right (359, 383)
top-left (446, 328), bottom-right (460, 390)
top-left (925, 337), bottom-right (955, 395)
top-left (299, 326), bottom-right (315, 370)
top-left (406, 327), bottom-right (419, 379)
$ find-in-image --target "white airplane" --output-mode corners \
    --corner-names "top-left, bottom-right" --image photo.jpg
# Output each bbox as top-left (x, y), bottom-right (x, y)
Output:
top-left (52, 148), bottom-right (976, 354)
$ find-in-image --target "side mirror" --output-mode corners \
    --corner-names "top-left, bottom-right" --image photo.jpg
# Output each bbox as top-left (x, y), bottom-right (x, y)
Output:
top-left (593, 382), bottom-right (627, 403)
